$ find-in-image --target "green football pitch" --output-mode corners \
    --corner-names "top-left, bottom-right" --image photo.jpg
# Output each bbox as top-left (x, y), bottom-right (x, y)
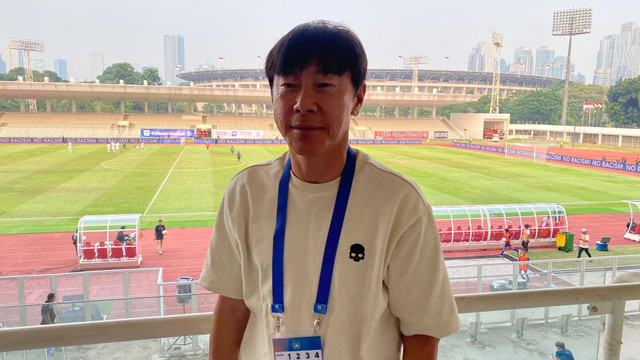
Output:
top-left (1, 143), bottom-right (639, 234)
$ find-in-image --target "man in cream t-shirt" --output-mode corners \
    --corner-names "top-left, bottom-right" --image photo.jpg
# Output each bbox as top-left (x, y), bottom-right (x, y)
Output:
top-left (200, 21), bottom-right (460, 359)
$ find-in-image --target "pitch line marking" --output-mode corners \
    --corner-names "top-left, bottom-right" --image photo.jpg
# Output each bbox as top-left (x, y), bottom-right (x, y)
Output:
top-left (100, 158), bottom-right (245, 172)
top-left (143, 146), bottom-right (187, 216)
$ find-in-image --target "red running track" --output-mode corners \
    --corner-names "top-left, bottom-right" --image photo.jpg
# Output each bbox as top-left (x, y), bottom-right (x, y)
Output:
top-left (0, 213), bottom-right (637, 279)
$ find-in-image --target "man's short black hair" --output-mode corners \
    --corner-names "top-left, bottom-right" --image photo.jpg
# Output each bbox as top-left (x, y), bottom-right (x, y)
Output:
top-left (555, 341), bottom-right (565, 349)
top-left (265, 20), bottom-right (368, 92)
top-left (47, 293), bottom-right (55, 302)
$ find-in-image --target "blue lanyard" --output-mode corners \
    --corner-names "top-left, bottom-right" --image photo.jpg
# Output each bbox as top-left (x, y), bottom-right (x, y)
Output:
top-left (271, 146), bottom-right (356, 331)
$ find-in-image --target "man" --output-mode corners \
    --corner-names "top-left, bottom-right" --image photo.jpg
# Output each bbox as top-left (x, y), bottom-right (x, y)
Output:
top-left (521, 223), bottom-right (531, 252)
top-left (577, 228), bottom-right (592, 258)
top-left (41, 293), bottom-right (56, 357)
top-left (154, 220), bottom-right (166, 255)
top-left (200, 21), bottom-right (459, 359)
top-left (67, 141), bottom-right (72, 153)
top-left (518, 249), bottom-right (530, 282)
top-left (500, 228), bottom-right (517, 256)
top-left (552, 341), bottom-right (574, 360)
top-left (116, 226), bottom-right (126, 243)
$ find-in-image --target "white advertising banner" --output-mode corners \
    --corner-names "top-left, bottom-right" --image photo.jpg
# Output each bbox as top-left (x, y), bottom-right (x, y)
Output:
top-left (211, 130), bottom-right (264, 139)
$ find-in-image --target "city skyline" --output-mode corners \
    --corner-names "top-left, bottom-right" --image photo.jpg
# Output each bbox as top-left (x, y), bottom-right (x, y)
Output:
top-left (0, 0), bottom-right (639, 82)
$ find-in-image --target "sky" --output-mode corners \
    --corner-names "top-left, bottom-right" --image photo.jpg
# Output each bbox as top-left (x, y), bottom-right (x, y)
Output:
top-left (1, 0), bottom-right (639, 82)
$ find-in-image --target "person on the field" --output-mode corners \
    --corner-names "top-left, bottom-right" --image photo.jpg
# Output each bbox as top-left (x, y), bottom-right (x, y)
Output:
top-left (236, 150), bottom-right (241, 161)
top-left (116, 226), bottom-right (126, 243)
top-left (200, 21), bottom-right (459, 359)
top-left (577, 228), bottom-right (592, 258)
top-left (67, 141), bottom-right (72, 153)
top-left (500, 228), bottom-right (517, 256)
top-left (230, 145), bottom-right (235, 154)
top-left (518, 249), bottom-right (530, 282)
top-left (154, 220), bottom-right (166, 255)
top-left (521, 223), bottom-right (531, 252)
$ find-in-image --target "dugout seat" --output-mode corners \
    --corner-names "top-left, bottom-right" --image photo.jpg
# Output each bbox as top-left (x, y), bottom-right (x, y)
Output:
top-left (110, 240), bottom-right (124, 259)
top-left (453, 226), bottom-right (463, 243)
top-left (461, 226), bottom-right (472, 242)
top-left (511, 227), bottom-right (522, 241)
top-left (82, 241), bottom-right (96, 261)
top-left (124, 242), bottom-right (137, 258)
top-left (96, 242), bottom-right (109, 260)
top-left (441, 227), bottom-right (453, 243)
top-left (472, 225), bottom-right (484, 242)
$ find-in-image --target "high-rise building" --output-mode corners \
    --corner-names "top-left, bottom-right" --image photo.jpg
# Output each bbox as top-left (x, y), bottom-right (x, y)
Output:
top-left (32, 59), bottom-right (45, 72)
top-left (2, 45), bottom-right (23, 72)
top-left (164, 34), bottom-right (185, 86)
top-left (467, 42), bottom-right (495, 72)
top-left (54, 59), bottom-right (68, 80)
top-left (593, 35), bottom-right (615, 86)
top-left (551, 56), bottom-right (575, 80)
top-left (535, 46), bottom-right (555, 76)
top-left (611, 22), bottom-right (640, 84)
top-left (0, 54), bottom-right (6, 74)
top-left (513, 46), bottom-right (533, 75)
top-left (89, 52), bottom-right (104, 81)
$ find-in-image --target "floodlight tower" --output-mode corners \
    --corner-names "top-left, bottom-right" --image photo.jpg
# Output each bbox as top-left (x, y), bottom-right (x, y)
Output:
top-left (9, 38), bottom-right (45, 112)
top-left (402, 55), bottom-right (429, 91)
top-left (552, 8), bottom-right (592, 126)
top-left (489, 31), bottom-right (503, 114)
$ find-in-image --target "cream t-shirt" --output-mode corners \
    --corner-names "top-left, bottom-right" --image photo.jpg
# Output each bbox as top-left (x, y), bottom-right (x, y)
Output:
top-left (200, 150), bottom-right (460, 359)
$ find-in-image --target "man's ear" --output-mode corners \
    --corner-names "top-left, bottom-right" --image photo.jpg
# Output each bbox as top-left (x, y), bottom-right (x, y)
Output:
top-left (351, 83), bottom-right (366, 116)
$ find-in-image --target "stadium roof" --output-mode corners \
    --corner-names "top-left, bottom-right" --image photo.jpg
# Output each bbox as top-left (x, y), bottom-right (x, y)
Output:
top-left (178, 69), bottom-right (556, 88)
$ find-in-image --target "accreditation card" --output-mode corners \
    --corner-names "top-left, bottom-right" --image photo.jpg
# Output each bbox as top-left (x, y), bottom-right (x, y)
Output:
top-left (273, 336), bottom-right (323, 360)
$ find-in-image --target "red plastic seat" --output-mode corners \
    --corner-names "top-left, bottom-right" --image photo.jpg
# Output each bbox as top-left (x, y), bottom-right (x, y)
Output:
top-left (125, 242), bottom-right (137, 258)
top-left (453, 226), bottom-right (463, 243)
top-left (96, 242), bottom-right (109, 260)
top-left (82, 241), bottom-right (95, 260)
top-left (441, 227), bottom-right (452, 243)
top-left (111, 240), bottom-right (124, 259)
top-left (492, 225), bottom-right (504, 241)
top-left (472, 225), bottom-right (484, 242)
top-left (512, 228), bottom-right (522, 241)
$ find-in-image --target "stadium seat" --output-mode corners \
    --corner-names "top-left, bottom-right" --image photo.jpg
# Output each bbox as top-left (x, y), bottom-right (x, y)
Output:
top-left (492, 225), bottom-right (504, 241)
top-left (125, 242), bottom-right (137, 259)
top-left (441, 227), bottom-right (453, 243)
top-left (472, 225), bottom-right (484, 242)
top-left (110, 240), bottom-right (124, 260)
top-left (96, 242), bottom-right (109, 260)
top-left (82, 242), bottom-right (95, 261)
top-left (461, 226), bottom-right (472, 242)
top-left (512, 227), bottom-right (522, 241)
top-left (453, 226), bottom-right (463, 243)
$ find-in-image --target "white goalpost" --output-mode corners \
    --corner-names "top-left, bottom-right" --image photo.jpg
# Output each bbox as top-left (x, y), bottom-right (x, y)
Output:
top-left (504, 142), bottom-right (553, 163)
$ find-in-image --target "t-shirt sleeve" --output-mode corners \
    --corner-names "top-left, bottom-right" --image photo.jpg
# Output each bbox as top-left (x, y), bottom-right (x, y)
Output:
top-left (199, 192), bottom-right (244, 299)
top-left (386, 206), bottom-right (460, 339)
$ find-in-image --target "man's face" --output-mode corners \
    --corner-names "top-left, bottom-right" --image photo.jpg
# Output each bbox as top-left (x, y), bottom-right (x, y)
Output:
top-left (158, 221), bottom-right (162, 226)
top-left (271, 63), bottom-right (365, 158)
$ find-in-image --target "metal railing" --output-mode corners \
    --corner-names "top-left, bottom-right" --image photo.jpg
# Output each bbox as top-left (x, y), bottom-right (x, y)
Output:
top-left (1, 277), bottom-right (639, 358)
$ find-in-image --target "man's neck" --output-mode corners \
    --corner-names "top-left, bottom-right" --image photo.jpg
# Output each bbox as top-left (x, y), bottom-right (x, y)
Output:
top-left (289, 148), bottom-right (348, 184)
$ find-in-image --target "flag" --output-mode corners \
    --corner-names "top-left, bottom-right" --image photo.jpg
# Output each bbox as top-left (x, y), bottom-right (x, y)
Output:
top-left (398, 55), bottom-right (402, 59)
top-left (444, 56), bottom-right (450, 60)
top-left (519, 62), bottom-right (523, 66)
top-left (257, 55), bottom-right (262, 59)
top-left (583, 102), bottom-right (587, 111)
top-left (182, 68), bottom-right (186, 73)
top-left (177, 63), bottom-right (182, 68)
top-left (175, 65), bottom-right (180, 70)
top-left (546, 64), bottom-right (551, 68)
top-left (218, 57), bottom-right (224, 61)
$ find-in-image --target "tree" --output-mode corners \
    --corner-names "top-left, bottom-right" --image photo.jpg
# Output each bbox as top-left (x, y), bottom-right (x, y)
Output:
top-left (98, 62), bottom-right (140, 84)
top-left (202, 103), bottom-right (216, 114)
top-left (606, 76), bottom-right (640, 128)
top-left (141, 68), bottom-right (161, 85)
